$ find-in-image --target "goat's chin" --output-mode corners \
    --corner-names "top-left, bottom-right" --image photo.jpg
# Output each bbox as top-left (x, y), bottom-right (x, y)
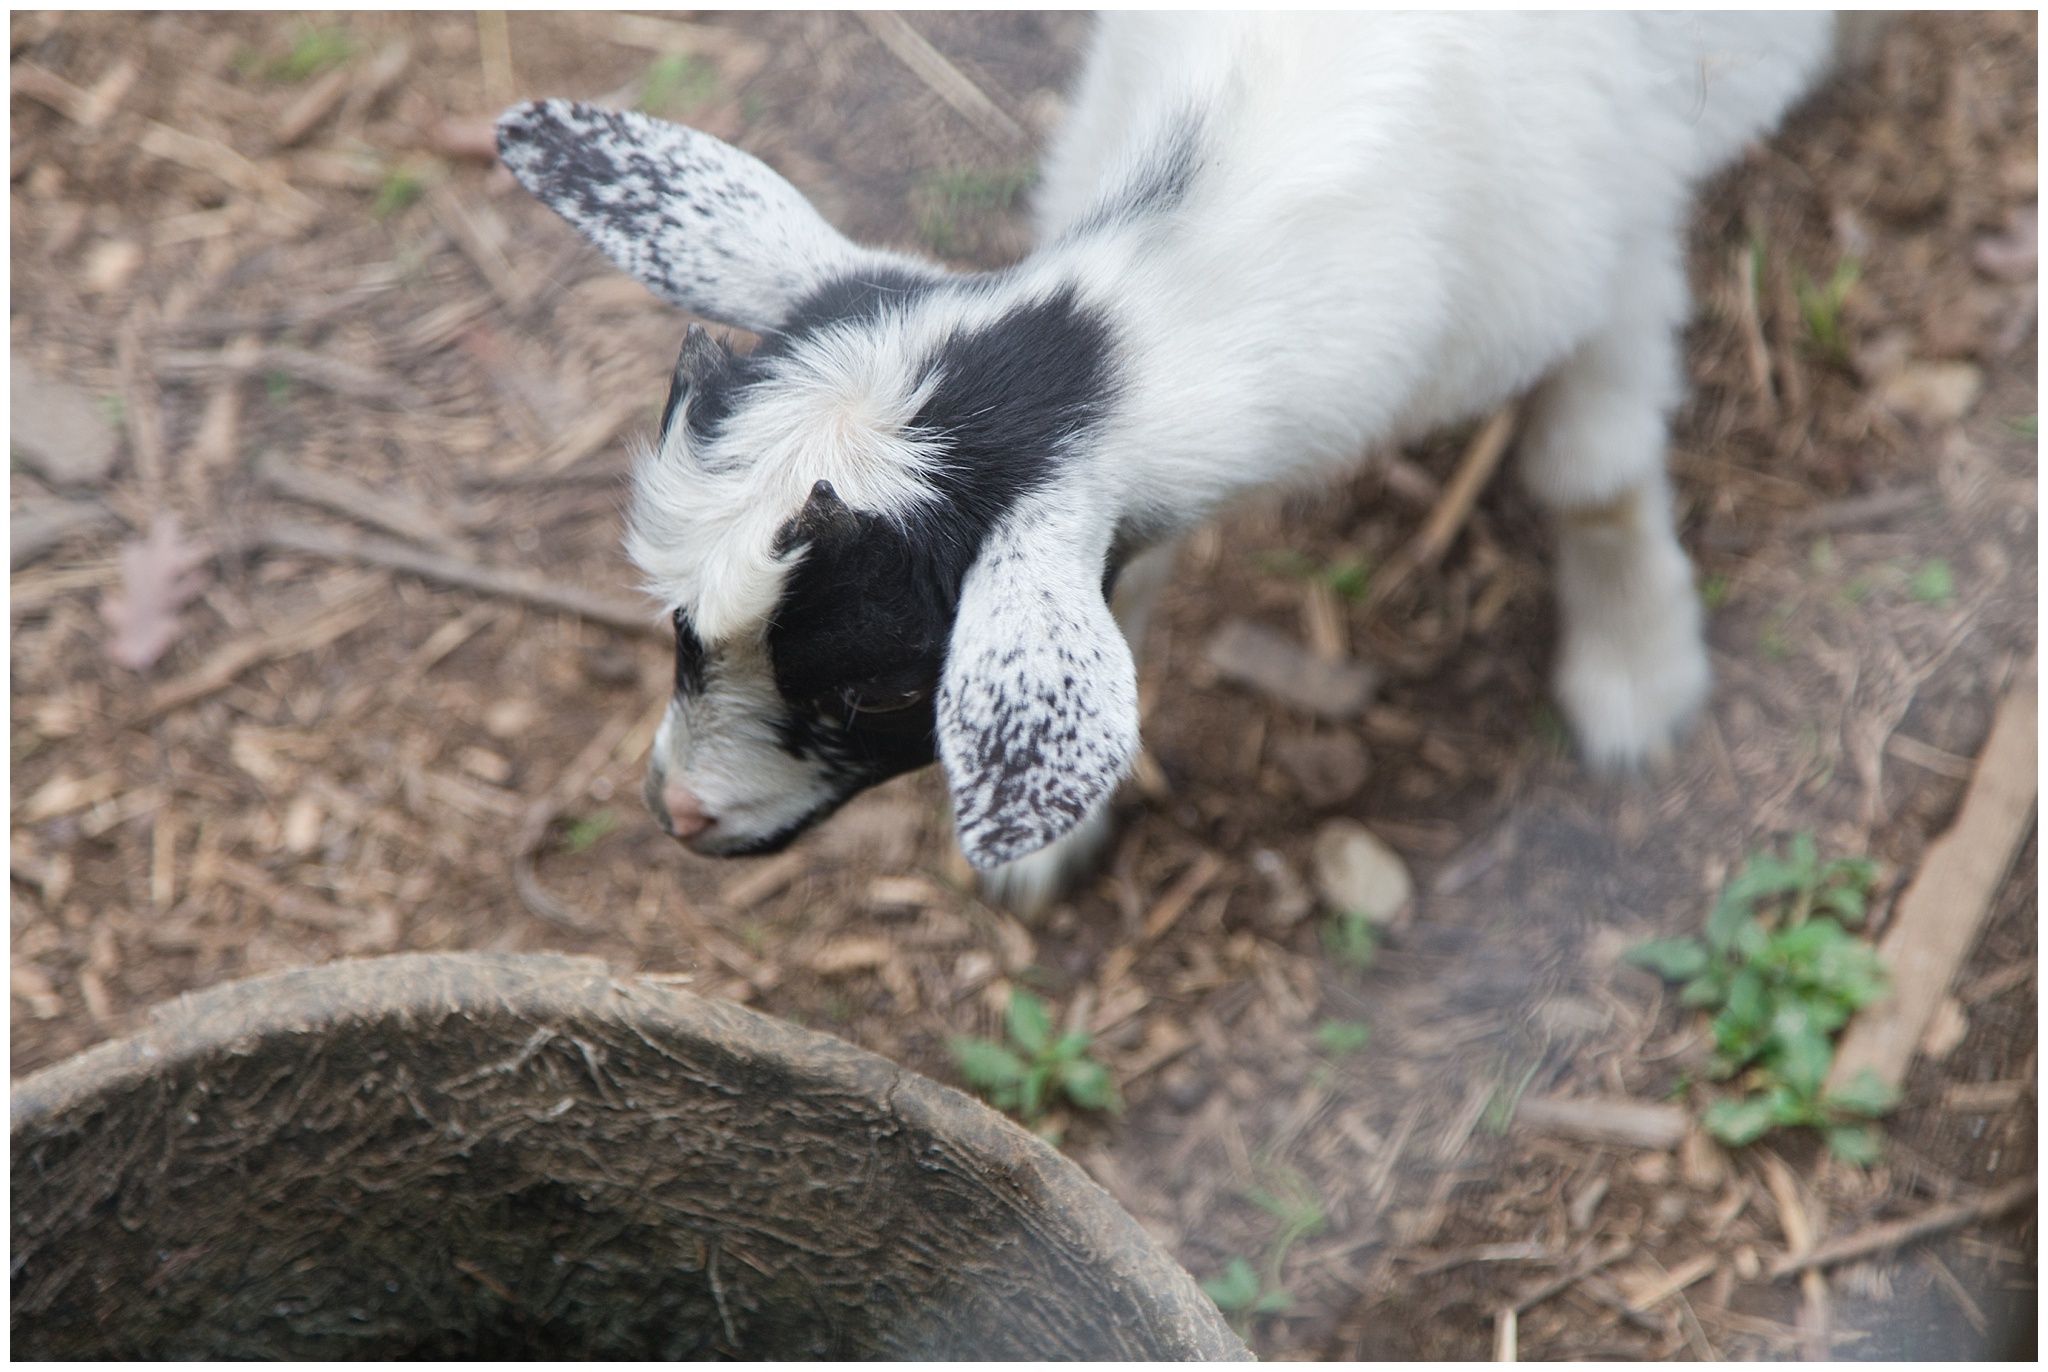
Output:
top-left (681, 796), bottom-right (849, 859)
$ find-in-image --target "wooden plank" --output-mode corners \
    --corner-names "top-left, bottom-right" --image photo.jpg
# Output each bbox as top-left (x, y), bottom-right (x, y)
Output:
top-left (1825, 673), bottom-right (2037, 1094)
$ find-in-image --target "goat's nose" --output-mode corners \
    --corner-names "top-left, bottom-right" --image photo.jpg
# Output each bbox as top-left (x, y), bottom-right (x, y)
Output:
top-left (661, 782), bottom-right (714, 840)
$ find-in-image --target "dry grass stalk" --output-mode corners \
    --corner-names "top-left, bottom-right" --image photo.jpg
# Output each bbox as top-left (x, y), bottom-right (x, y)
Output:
top-left (1770, 1176), bottom-right (2037, 1279)
top-left (257, 450), bottom-right (474, 554)
top-left (137, 120), bottom-right (320, 223)
top-left (10, 60), bottom-right (135, 130)
top-left (430, 184), bottom-right (530, 315)
top-left (607, 13), bottom-right (770, 87)
top-left (1513, 1094), bottom-right (1688, 1151)
top-left (140, 580), bottom-right (383, 719)
top-left (477, 10), bottom-right (516, 112)
top-left (1829, 674), bottom-right (2038, 1093)
top-left (1367, 404), bottom-right (1518, 608)
top-left (857, 12), bottom-right (1029, 150)
top-left (272, 66), bottom-right (351, 149)
top-left (253, 520), bottom-right (660, 635)
top-left (155, 343), bottom-right (427, 410)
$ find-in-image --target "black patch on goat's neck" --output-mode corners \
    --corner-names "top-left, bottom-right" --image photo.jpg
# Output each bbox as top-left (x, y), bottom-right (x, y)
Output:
top-left (759, 286), bottom-right (1119, 796)
top-left (763, 266), bottom-right (939, 349)
top-left (1062, 110), bottom-right (1206, 239)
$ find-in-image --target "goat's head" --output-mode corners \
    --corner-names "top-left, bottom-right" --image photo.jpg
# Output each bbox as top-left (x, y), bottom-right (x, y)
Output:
top-left (498, 100), bottom-right (1141, 868)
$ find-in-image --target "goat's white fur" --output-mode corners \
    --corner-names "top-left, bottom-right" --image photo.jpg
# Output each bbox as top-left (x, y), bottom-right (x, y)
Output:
top-left (502, 13), bottom-right (1840, 907)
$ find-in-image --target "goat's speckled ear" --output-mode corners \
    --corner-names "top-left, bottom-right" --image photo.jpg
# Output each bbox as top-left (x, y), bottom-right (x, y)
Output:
top-left (496, 99), bottom-right (908, 332)
top-left (938, 510), bottom-right (1140, 869)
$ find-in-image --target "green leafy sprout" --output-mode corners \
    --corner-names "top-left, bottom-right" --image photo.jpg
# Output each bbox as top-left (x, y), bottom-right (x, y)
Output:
top-left (1628, 833), bottom-right (1898, 1163)
top-left (639, 53), bottom-right (719, 118)
top-left (1699, 571), bottom-right (1733, 611)
top-left (1907, 559), bottom-right (1955, 605)
top-left (1795, 257), bottom-right (1862, 365)
top-left (559, 809), bottom-right (619, 854)
top-left (373, 166), bottom-right (428, 219)
top-left (1203, 1162), bottom-right (1327, 1330)
top-left (918, 163), bottom-right (1035, 256)
top-left (1261, 548), bottom-right (1373, 602)
top-left (949, 989), bottom-right (1120, 1125)
top-left (1321, 909), bottom-right (1378, 971)
top-left (252, 24), bottom-right (355, 82)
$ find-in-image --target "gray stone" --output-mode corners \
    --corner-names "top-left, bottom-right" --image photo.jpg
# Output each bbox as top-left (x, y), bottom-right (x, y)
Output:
top-left (11, 359), bottom-right (118, 488)
top-left (1311, 819), bottom-right (1412, 925)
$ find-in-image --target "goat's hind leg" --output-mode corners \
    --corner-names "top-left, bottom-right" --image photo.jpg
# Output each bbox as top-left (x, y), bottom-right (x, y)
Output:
top-left (1518, 236), bottom-right (1711, 770)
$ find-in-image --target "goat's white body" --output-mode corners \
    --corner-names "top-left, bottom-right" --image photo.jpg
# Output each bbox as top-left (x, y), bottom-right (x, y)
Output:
top-left (499, 13), bottom-right (1840, 912)
top-left (1033, 12), bottom-right (1832, 515)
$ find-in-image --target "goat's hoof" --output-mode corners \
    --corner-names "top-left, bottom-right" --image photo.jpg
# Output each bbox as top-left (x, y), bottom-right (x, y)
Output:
top-left (1555, 633), bottom-right (1711, 773)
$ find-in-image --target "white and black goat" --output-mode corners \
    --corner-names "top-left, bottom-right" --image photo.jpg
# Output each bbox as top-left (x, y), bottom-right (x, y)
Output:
top-left (497, 13), bottom-right (1839, 911)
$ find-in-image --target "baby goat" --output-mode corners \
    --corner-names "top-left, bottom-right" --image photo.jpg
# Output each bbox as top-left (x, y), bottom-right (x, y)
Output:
top-left (499, 13), bottom-right (1838, 911)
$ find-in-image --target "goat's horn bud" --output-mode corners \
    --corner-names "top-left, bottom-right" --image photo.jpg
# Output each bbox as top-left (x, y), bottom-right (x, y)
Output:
top-left (778, 478), bottom-right (860, 552)
top-left (674, 322), bottom-right (728, 384)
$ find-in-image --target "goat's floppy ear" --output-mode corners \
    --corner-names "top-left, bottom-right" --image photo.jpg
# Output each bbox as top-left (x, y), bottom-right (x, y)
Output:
top-left (496, 99), bottom-right (915, 333)
top-left (937, 510), bottom-right (1140, 868)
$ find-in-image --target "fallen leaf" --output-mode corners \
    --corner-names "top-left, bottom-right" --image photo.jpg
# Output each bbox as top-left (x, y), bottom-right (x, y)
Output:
top-left (99, 514), bottom-right (213, 671)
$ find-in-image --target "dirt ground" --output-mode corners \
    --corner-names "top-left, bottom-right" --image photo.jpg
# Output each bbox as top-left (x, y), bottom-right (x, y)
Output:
top-left (10, 11), bottom-right (2036, 1361)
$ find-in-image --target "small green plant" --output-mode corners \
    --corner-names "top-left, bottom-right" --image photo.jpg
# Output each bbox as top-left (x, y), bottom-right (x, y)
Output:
top-left (2007, 414), bottom-right (2037, 439)
top-left (1629, 833), bottom-right (1897, 1163)
top-left (918, 163), bottom-right (1035, 256)
top-left (1795, 257), bottom-right (1861, 365)
top-left (1321, 910), bottom-right (1377, 971)
top-left (1837, 574), bottom-right (1875, 606)
top-left (255, 23), bottom-right (355, 82)
top-left (1699, 571), bottom-right (1733, 610)
top-left (265, 372), bottom-right (294, 405)
top-left (949, 989), bottom-right (1120, 1123)
top-left (1201, 1162), bottom-right (1327, 1329)
top-left (1203, 1255), bottom-right (1293, 1320)
top-left (1532, 702), bottom-right (1571, 754)
top-left (559, 809), bottom-right (619, 854)
top-left (1907, 559), bottom-right (1955, 605)
top-left (1313, 1018), bottom-right (1372, 1057)
top-left (639, 53), bottom-right (719, 117)
top-left (1261, 549), bottom-right (1372, 601)
top-left (1758, 603), bottom-right (1794, 661)
top-left (372, 166), bottom-right (427, 219)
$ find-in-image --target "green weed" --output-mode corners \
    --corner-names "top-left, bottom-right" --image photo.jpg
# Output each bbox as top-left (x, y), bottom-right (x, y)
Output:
top-left (1321, 909), bottom-right (1377, 971)
top-left (1261, 548), bottom-right (1373, 601)
top-left (639, 53), bottom-right (719, 118)
top-left (372, 166), bottom-right (427, 219)
top-left (1758, 604), bottom-right (1794, 661)
top-left (1699, 571), bottom-right (1733, 610)
top-left (2007, 414), bottom-right (2037, 438)
top-left (918, 163), bottom-right (1034, 256)
top-left (949, 988), bottom-right (1120, 1124)
top-left (250, 24), bottom-right (355, 82)
top-left (559, 809), bottom-right (618, 853)
top-left (1907, 559), bottom-right (1955, 605)
top-left (1795, 257), bottom-right (1861, 365)
top-left (1628, 833), bottom-right (1897, 1163)
top-left (1314, 1018), bottom-right (1372, 1057)
top-left (1204, 1162), bottom-right (1327, 1329)
top-left (97, 394), bottom-right (126, 431)
top-left (265, 372), bottom-right (294, 405)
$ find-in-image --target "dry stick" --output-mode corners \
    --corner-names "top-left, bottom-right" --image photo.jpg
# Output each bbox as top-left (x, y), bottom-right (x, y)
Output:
top-left (1828, 672), bottom-right (2039, 1093)
top-left (430, 184), bottom-right (530, 316)
top-left (140, 582), bottom-right (384, 720)
top-left (1367, 403), bottom-right (1518, 609)
top-left (256, 449), bottom-right (476, 554)
top-left (513, 693), bottom-right (669, 930)
top-left (115, 321), bottom-right (167, 506)
top-left (1733, 240), bottom-right (1778, 426)
top-left (857, 12), bottom-right (1029, 151)
top-left (1504, 1238), bottom-right (1633, 1316)
top-left (155, 344), bottom-right (428, 410)
top-left (253, 520), bottom-right (664, 637)
top-left (476, 10), bottom-right (515, 112)
top-left (272, 65), bottom-right (351, 149)
top-left (137, 119), bottom-right (320, 223)
top-left (1770, 1177), bottom-right (2037, 1280)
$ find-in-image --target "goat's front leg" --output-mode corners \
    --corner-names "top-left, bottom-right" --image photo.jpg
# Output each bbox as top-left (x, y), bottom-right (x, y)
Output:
top-left (977, 537), bottom-right (1180, 916)
top-left (1518, 235), bottom-right (1710, 770)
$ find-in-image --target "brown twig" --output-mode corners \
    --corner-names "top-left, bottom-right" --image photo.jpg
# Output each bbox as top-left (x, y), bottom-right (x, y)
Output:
top-left (1769, 1177), bottom-right (2037, 1280)
top-left (1367, 404), bottom-right (1518, 608)
top-left (139, 580), bottom-right (384, 720)
top-left (430, 184), bottom-right (530, 316)
top-left (256, 449), bottom-right (477, 554)
top-left (155, 343), bottom-right (428, 410)
top-left (137, 119), bottom-right (320, 223)
top-left (513, 694), bottom-right (668, 930)
top-left (252, 520), bottom-right (663, 636)
top-left (857, 12), bottom-right (1029, 150)
top-left (115, 321), bottom-right (167, 504)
